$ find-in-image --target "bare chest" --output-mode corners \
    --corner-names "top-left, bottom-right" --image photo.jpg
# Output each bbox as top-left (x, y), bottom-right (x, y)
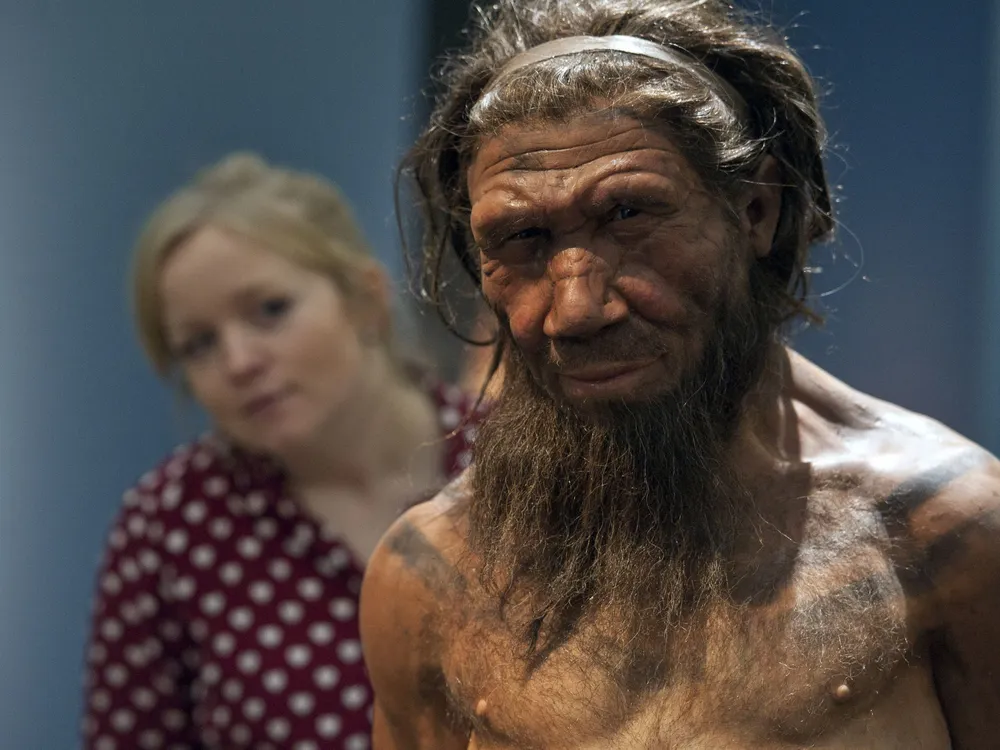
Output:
top-left (441, 545), bottom-right (945, 749)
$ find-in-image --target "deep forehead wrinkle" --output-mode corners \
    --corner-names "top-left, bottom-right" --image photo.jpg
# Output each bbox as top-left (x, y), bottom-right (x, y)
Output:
top-left (472, 143), bottom-right (689, 201)
top-left (505, 143), bottom-right (654, 173)
top-left (479, 114), bottom-right (654, 172)
top-left (470, 146), bottom-right (694, 211)
top-left (488, 162), bottom-right (688, 215)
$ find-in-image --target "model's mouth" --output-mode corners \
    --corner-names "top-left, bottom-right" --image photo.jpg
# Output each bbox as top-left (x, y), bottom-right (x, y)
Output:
top-left (557, 359), bottom-right (661, 399)
top-left (559, 360), bottom-right (659, 382)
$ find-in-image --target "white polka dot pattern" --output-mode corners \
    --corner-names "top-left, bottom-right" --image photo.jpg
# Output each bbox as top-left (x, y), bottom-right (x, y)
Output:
top-left (83, 381), bottom-right (481, 748)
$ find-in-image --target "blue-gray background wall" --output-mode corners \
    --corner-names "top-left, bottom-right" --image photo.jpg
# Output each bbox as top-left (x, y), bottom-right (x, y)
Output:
top-left (0, 2), bottom-right (426, 747)
top-left (772, 1), bottom-right (996, 451)
top-left (0, 1), bottom-right (996, 747)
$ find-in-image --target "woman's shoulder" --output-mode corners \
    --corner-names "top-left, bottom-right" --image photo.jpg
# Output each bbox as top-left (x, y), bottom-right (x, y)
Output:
top-left (130, 434), bottom-right (231, 491)
top-left (124, 433), bottom-right (280, 512)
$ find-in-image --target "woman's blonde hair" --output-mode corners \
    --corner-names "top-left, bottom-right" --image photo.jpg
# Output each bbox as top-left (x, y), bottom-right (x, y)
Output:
top-left (131, 152), bottom-right (387, 376)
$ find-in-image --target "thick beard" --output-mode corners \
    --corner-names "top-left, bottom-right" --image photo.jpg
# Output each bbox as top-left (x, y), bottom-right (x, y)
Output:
top-left (468, 275), bottom-right (776, 672)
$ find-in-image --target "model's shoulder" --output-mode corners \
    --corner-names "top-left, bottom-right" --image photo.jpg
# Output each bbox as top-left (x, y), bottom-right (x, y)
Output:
top-left (789, 351), bottom-right (1000, 603)
top-left (361, 477), bottom-right (473, 748)
top-left (862, 411), bottom-right (1000, 616)
top-left (367, 472), bottom-right (473, 600)
top-left (789, 347), bottom-right (995, 490)
top-left (861, 393), bottom-right (998, 509)
top-left (848, 385), bottom-right (999, 531)
top-left (361, 473), bottom-right (473, 697)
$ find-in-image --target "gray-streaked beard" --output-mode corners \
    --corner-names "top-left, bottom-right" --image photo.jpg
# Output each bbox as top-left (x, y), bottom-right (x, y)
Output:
top-left (467, 285), bottom-right (775, 675)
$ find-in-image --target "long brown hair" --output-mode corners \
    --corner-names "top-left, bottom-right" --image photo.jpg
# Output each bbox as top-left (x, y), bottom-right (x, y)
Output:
top-left (400, 0), bottom-right (835, 347)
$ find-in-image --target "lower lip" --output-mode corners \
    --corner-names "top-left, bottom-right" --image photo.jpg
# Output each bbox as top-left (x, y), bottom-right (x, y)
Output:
top-left (557, 361), bottom-right (661, 401)
top-left (246, 392), bottom-right (289, 418)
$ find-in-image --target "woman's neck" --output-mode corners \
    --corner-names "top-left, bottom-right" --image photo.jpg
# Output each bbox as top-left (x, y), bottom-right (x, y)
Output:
top-left (280, 355), bottom-right (442, 497)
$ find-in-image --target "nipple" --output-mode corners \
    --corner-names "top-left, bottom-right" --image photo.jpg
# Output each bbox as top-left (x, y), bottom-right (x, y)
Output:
top-left (832, 682), bottom-right (852, 703)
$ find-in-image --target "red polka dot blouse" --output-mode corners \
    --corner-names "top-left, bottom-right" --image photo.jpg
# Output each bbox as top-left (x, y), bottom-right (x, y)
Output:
top-left (82, 382), bottom-right (482, 749)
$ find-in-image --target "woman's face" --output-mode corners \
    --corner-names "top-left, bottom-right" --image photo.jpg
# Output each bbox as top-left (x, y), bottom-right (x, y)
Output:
top-left (159, 225), bottom-right (377, 458)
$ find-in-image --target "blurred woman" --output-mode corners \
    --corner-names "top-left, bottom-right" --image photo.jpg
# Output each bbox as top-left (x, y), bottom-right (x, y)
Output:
top-left (82, 153), bottom-right (480, 749)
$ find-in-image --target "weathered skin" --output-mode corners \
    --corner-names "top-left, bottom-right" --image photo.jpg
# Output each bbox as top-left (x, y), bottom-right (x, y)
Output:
top-left (361, 115), bottom-right (1000, 750)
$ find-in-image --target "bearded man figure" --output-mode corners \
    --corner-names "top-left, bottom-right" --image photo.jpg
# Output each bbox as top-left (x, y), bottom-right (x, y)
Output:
top-left (360, 1), bottom-right (1000, 747)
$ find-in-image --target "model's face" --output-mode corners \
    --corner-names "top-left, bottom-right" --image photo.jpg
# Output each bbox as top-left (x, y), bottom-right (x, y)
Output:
top-left (467, 113), bottom-right (752, 409)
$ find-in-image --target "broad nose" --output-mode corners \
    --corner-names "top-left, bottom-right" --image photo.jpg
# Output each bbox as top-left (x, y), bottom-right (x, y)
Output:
top-left (543, 246), bottom-right (628, 339)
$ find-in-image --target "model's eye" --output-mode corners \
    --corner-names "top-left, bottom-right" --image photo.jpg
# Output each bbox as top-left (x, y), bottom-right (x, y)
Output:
top-left (507, 227), bottom-right (547, 243)
top-left (611, 205), bottom-right (642, 221)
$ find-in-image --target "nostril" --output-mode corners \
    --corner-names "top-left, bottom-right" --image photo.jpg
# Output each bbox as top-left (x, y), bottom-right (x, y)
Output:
top-left (544, 271), bottom-right (627, 339)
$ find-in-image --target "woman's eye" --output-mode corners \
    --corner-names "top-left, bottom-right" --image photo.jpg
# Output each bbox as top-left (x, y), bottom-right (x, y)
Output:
top-left (176, 332), bottom-right (215, 361)
top-left (259, 297), bottom-right (291, 320)
top-left (612, 205), bottom-right (641, 221)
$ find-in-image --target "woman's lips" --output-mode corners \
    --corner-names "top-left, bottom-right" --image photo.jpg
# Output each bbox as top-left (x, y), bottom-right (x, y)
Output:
top-left (243, 389), bottom-right (291, 417)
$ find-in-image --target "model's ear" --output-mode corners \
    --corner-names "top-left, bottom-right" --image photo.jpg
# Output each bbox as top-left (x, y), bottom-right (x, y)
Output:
top-left (739, 155), bottom-right (783, 259)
